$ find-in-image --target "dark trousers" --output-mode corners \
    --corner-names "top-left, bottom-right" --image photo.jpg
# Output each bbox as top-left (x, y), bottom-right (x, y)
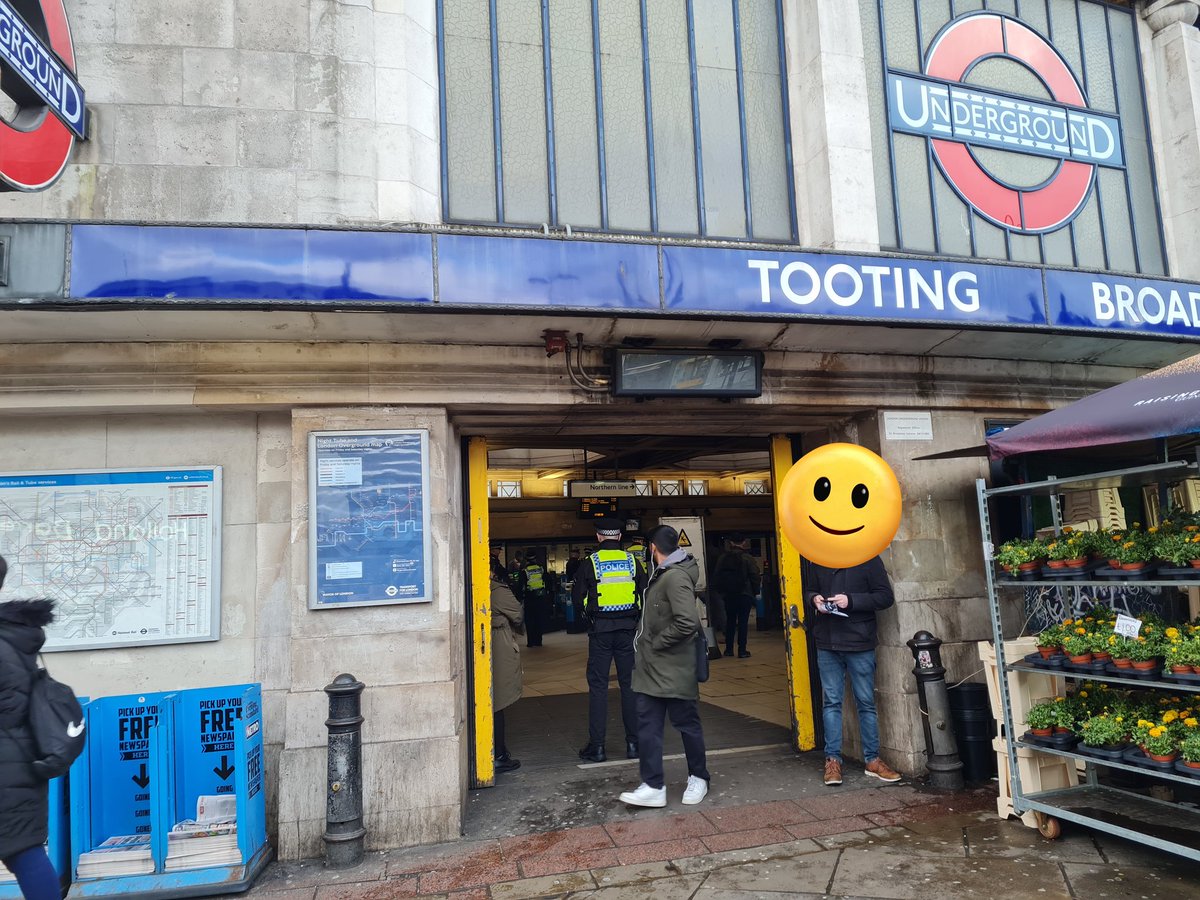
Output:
top-left (2, 845), bottom-right (58, 900)
top-left (586, 629), bottom-right (637, 746)
top-left (723, 593), bottom-right (753, 653)
top-left (636, 693), bottom-right (710, 790)
top-left (494, 708), bottom-right (509, 757)
top-left (524, 592), bottom-right (545, 646)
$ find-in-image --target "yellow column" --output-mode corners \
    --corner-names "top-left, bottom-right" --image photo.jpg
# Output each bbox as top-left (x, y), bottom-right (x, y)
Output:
top-left (468, 437), bottom-right (495, 787)
top-left (770, 434), bottom-right (816, 752)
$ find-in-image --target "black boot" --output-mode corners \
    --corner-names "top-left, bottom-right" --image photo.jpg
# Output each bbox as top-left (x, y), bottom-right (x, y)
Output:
top-left (625, 740), bottom-right (639, 760)
top-left (578, 743), bottom-right (607, 763)
top-left (495, 753), bottom-right (521, 773)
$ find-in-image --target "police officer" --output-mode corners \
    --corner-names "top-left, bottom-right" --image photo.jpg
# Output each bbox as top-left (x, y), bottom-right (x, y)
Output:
top-left (520, 552), bottom-right (548, 647)
top-left (573, 520), bottom-right (646, 762)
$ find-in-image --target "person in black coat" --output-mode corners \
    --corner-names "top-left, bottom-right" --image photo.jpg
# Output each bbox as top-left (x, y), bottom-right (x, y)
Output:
top-left (804, 555), bottom-right (903, 789)
top-left (0, 555), bottom-right (60, 900)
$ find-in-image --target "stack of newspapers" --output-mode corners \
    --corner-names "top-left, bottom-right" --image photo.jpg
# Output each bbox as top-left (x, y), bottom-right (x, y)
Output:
top-left (166, 794), bottom-right (239, 871)
top-left (77, 795), bottom-right (240, 878)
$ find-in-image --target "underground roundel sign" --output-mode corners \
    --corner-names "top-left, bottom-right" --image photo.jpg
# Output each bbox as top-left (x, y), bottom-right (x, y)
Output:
top-left (887, 12), bottom-right (1123, 235)
top-left (0, 0), bottom-right (85, 192)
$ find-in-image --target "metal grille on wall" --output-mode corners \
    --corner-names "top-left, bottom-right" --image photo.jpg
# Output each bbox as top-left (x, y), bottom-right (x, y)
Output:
top-left (860, 0), bottom-right (1167, 276)
top-left (437, 0), bottom-right (797, 242)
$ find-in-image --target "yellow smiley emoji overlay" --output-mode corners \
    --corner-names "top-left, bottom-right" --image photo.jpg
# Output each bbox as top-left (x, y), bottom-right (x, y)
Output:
top-left (778, 444), bottom-right (902, 569)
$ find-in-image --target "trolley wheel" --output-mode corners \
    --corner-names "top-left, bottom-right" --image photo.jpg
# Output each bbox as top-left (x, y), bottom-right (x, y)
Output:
top-left (1035, 813), bottom-right (1061, 840)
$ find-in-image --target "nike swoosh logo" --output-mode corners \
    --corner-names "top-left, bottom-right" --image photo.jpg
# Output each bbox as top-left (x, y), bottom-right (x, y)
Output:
top-left (67, 721), bottom-right (85, 738)
top-left (809, 516), bottom-right (864, 536)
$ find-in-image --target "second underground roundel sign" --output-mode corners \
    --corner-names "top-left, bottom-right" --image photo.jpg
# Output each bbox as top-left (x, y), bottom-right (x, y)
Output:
top-left (888, 11), bottom-right (1124, 235)
top-left (0, 0), bottom-right (84, 192)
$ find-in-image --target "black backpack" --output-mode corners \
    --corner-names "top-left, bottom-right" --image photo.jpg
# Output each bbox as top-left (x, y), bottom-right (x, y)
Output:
top-left (1, 637), bottom-right (86, 780)
top-left (711, 554), bottom-right (748, 596)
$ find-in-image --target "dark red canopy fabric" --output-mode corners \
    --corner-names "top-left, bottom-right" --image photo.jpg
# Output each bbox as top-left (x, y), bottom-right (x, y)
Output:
top-left (986, 353), bottom-right (1200, 460)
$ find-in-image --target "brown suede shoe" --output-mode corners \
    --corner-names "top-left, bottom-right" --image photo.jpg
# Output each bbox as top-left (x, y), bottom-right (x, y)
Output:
top-left (823, 757), bottom-right (842, 786)
top-left (865, 758), bottom-right (902, 783)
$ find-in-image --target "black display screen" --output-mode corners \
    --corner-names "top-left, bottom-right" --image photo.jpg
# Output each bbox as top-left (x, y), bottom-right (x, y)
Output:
top-left (612, 349), bottom-right (763, 398)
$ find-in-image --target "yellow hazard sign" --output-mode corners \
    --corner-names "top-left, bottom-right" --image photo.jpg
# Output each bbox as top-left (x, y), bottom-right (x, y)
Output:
top-left (677, 529), bottom-right (692, 547)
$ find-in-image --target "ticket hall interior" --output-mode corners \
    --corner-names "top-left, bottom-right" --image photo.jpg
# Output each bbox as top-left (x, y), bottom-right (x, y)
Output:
top-left (461, 425), bottom-right (830, 830)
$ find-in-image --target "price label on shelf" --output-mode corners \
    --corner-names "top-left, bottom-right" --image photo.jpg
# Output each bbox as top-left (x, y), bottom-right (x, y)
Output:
top-left (1114, 614), bottom-right (1142, 639)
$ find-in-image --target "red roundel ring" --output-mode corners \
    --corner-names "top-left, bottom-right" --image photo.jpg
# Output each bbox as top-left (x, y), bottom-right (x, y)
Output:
top-left (0, 0), bottom-right (77, 192)
top-left (925, 13), bottom-right (1094, 234)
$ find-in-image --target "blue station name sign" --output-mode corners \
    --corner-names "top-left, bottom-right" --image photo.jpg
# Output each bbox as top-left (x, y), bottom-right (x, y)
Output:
top-left (0, 0), bottom-right (85, 138)
top-left (66, 225), bottom-right (1200, 342)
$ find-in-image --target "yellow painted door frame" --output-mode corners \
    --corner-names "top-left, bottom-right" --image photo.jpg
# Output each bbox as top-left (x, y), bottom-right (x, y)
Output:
top-left (467, 437), bottom-right (495, 787)
top-left (769, 434), bottom-right (816, 752)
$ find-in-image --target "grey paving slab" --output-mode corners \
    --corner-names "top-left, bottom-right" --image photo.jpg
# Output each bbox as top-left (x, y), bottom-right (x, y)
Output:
top-left (1092, 830), bottom-right (1200, 870)
top-left (830, 846), bottom-right (1072, 900)
top-left (810, 827), bottom-right (909, 851)
top-left (845, 826), bottom-right (967, 859)
top-left (670, 840), bottom-right (826, 875)
top-left (589, 860), bottom-right (688, 887)
top-left (1061, 862), bottom-right (1200, 899)
top-left (568, 873), bottom-right (706, 898)
top-left (692, 890), bottom-right (844, 900)
top-left (964, 819), bottom-right (1104, 863)
top-left (491, 870), bottom-right (596, 899)
top-left (699, 851), bottom-right (841, 895)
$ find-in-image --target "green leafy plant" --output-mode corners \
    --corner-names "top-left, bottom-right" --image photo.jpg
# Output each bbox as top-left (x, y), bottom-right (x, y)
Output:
top-left (1154, 530), bottom-right (1200, 566)
top-left (1052, 697), bottom-right (1079, 731)
top-left (1126, 635), bottom-right (1162, 663)
top-left (1143, 723), bottom-right (1179, 757)
top-left (1111, 531), bottom-right (1154, 565)
top-left (1036, 623), bottom-right (1065, 649)
top-left (1080, 714), bottom-right (1127, 748)
top-left (994, 539), bottom-right (1041, 569)
top-left (1044, 534), bottom-right (1088, 561)
top-left (1061, 631), bottom-right (1092, 658)
top-left (1181, 730), bottom-right (1200, 764)
top-left (1107, 634), bottom-right (1136, 660)
top-left (1026, 702), bottom-right (1057, 731)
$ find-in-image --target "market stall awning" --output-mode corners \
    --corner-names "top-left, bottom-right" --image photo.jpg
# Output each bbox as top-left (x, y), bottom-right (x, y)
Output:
top-left (985, 353), bottom-right (1200, 460)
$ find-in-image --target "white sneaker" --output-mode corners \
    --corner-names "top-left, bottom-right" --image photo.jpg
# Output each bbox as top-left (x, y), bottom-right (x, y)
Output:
top-left (619, 783), bottom-right (667, 808)
top-left (681, 775), bottom-right (709, 805)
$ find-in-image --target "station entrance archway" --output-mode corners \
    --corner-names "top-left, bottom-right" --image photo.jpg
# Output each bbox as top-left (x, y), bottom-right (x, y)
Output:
top-left (463, 431), bottom-right (817, 791)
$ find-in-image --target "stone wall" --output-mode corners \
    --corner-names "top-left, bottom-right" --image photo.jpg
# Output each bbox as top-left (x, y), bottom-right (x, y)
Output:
top-left (0, 0), bottom-right (440, 224)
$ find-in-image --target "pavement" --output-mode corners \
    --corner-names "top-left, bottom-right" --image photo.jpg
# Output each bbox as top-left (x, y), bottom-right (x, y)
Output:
top-left (242, 753), bottom-right (1200, 900)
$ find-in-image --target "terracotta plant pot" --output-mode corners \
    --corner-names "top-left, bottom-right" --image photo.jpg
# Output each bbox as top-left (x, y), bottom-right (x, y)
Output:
top-left (1120, 562), bottom-right (1148, 571)
top-left (1131, 660), bottom-right (1158, 671)
top-left (1112, 658), bottom-right (1132, 668)
top-left (1030, 727), bottom-right (1053, 737)
top-left (1037, 646), bottom-right (1057, 659)
top-left (1018, 561), bottom-right (1041, 573)
top-left (1191, 559), bottom-right (1200, 569)
top-left (1047, 559), bottom-right (1067, 569)
top-left (1065, 557), bottom-right (1088, 567)
top-left (999, 564), bottom-right (1013, 574)
top-left (1107, 558), bottom-right (1121, 568)
top-left (1053, 727), bottom-right (1072, 735)
top-left (1192, 665), bottom-right (1200, 675)
top-left (1093, 652), bottom-right (1111, 662)
top-left (1185, 760), bottom-right (1200, 769)
top-left (1069, 653), bottom-right (1093, 664)
top-left (1172, 665), bottom-right (1192, 674)
top-left (1150, 752), bottom-right (1179, 763)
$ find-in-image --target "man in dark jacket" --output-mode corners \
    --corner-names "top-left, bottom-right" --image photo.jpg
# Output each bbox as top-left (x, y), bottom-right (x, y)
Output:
top-left (711, 536), bottom-right (761, 659)
top-left (573, 520), bottom-right (646, 763)
top-left (620, 526), bottom-right (710, 808)
top-left (805, 555), bottom-right (902, 787)
top-left (0, 555), bottom-right (61, 900)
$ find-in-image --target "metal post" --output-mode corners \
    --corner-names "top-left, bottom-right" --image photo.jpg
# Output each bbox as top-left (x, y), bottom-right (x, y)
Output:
top-left (324, 674), bottom-right (366, 869)
top-left (906, 631), bottom-right (964, 791)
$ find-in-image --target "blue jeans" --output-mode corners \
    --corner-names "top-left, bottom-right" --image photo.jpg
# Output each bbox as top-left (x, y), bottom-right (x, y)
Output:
top-left (1, 845), bottom-right (59, 900)
top-left (817, 648), bottom-right (880, 764)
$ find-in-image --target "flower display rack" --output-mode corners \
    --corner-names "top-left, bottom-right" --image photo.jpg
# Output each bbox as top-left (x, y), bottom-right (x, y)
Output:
top-left (978, 463), bottom-right (1200, 859)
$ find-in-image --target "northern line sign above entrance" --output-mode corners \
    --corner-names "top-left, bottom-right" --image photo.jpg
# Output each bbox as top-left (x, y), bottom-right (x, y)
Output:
top-left (67, 226), bottom-right (1200, 341)
top-left (886, 12), bottom-right (1120, 235)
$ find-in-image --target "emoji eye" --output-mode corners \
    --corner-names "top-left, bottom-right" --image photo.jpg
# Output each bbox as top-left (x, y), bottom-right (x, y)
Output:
top-left (814, 478), bottom-right (831, 502)
top-left (852, 484), bottom-right (869, 509)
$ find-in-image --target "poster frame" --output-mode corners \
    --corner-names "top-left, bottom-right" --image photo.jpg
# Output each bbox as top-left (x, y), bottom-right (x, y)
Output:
top-left (0, 465), bottom-right (223, 652)
top-left (308, 429), bottom-right (434, 610)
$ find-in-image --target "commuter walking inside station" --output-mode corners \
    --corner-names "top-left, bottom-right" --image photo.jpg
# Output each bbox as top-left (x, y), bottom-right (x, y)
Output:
top-left (710, 535), bottom-right (761, 659)
top-left (573, 519), bottom-right (646, 763)
top-left (620, 526), bottom-right (710, 808)
top-left (0, 555), bottom-right (61, 900)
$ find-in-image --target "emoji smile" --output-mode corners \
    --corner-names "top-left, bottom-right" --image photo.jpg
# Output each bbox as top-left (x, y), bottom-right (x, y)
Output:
top-left (809, 516), bottom-right (864, 536)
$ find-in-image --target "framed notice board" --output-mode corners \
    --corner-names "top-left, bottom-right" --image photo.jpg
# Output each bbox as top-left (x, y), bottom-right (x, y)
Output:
top-left (0, 467), bottom-right (222, 652)
top-left (308, 430), bottom-right (433, 608)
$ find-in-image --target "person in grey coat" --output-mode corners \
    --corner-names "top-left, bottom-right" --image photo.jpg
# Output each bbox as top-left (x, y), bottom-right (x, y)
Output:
top-left (619, 526), bottom-right (710, 808)
top-left (490, 560), bottom-right (525, 774)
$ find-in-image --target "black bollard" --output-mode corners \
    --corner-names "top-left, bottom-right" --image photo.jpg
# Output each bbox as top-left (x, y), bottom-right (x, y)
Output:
top-left (324, 674), bottom-right (366, 869)
top-left (906, 631), bottom-right (965, 791)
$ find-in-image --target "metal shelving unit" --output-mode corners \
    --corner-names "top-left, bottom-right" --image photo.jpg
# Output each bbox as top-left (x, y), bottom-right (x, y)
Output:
top-left (978, 463), bottom-right (1200, 859)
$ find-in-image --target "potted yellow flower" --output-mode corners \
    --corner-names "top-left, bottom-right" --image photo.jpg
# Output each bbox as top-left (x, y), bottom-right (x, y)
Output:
top-left (1061, 627), bottom-right (1093, 664)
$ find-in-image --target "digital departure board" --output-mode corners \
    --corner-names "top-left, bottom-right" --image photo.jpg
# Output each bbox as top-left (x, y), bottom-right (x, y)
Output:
top-left (578, 498), bottom-right (619, 520)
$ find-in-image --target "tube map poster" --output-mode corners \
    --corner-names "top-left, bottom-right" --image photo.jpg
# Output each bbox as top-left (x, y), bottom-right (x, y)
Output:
top-left (0, 468), bottom-right (222, 651)
top-left (309, 430), bottom-right (432, 608)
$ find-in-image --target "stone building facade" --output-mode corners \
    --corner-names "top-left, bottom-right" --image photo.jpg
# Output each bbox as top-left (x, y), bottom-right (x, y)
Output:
top-left (1, 0), bottom-right (1200, 859)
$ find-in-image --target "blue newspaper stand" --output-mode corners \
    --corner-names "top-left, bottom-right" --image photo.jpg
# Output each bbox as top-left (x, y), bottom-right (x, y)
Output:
top-left (68, 684), bottom-right (271, 899)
